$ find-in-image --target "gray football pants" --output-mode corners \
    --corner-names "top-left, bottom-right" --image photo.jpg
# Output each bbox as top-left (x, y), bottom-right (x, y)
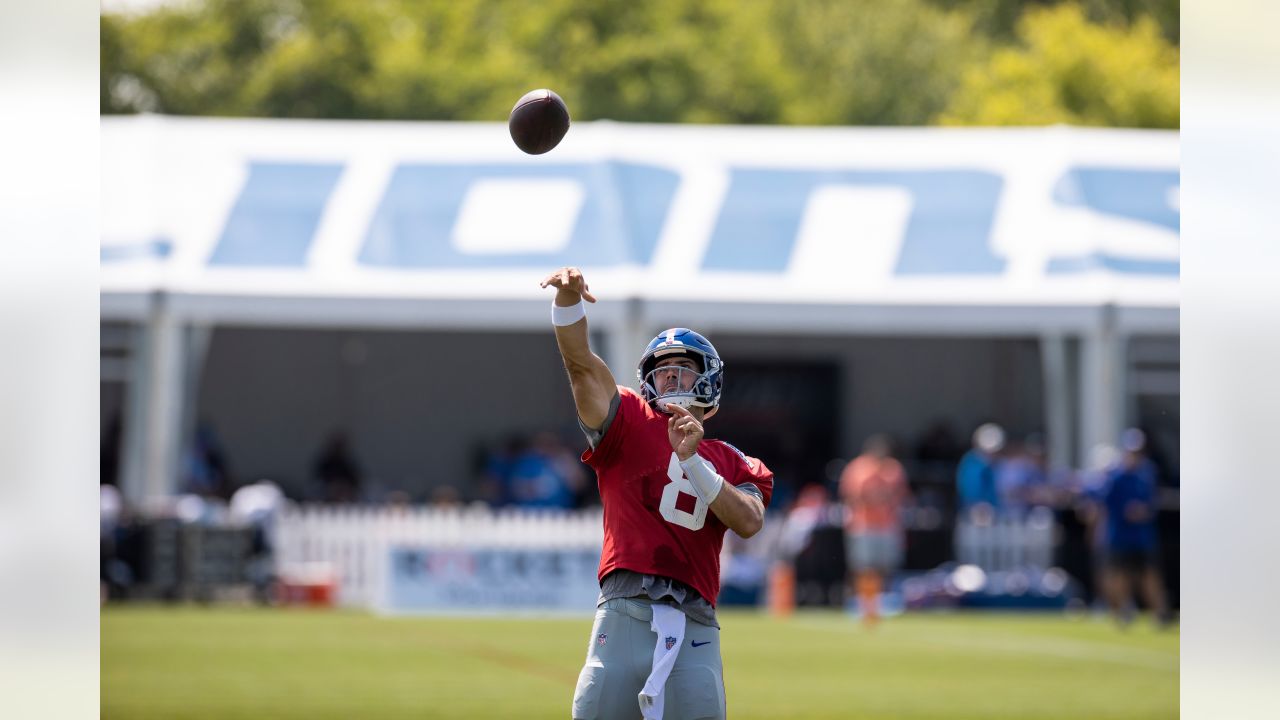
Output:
top-left (572, 598), bottom-right (726, 720)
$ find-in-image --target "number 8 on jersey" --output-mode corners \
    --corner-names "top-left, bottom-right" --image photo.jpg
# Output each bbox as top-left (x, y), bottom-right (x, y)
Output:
top-left (659, 453), bottom-right (709, 530)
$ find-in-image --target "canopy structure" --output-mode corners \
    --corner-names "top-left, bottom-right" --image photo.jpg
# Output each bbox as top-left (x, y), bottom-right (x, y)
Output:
top-left (101, 116), bottom-right (1178, 501)
top-left (102, 116), bottom-right (1176, 328)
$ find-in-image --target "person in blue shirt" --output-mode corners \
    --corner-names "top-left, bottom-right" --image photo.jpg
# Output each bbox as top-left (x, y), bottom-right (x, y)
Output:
top-left (506, 432), bottom-right (582, 509)
top-left (1096, 428), bottom-right (1171, 627)
top-left (956, 423), bottom-right (1004, 522)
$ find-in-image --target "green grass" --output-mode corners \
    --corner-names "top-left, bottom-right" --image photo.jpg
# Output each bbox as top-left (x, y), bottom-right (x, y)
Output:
top-left (102, 606), bottom-right (1177, 719)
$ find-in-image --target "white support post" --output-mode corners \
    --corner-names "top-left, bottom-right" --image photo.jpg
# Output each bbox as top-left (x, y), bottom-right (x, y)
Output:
top-left (178, 323), bottom-right (213, 462)
top-left (1039, 333), bottom-right (1073, 469)
top-left (119, 325), bottom-right (147, 505)
top-left (121, 293), bottom-right (186, 505)
top-left (603, 298), bottom-right (649, 391)
top-left (1078, 308), bottom-right (1127, 466)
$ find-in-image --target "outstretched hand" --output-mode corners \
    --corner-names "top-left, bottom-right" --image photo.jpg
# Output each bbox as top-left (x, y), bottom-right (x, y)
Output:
top-left (539, 266), bottom-right (597, 303)
top-left (666, 403), bottom-right (703, 461)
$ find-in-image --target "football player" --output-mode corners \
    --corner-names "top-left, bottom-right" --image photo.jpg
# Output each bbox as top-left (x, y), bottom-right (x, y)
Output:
top-left (540, 266), bottom-right (774, 720)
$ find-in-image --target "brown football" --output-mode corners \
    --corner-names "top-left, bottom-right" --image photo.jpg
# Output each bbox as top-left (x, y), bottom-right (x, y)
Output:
top-left (508, 89), bottom-right (571, 155)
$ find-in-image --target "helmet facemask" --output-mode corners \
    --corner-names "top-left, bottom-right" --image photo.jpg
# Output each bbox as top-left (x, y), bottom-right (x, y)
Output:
top-left (639, 349), bottom-right (721, 419)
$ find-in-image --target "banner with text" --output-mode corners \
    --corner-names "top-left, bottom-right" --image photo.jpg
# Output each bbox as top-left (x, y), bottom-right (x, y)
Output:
top-left (381, 546), bottom-right (602, 614)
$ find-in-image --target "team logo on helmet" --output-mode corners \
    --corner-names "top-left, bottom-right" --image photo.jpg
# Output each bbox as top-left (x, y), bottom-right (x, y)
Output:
top-left (637, 328), bottom-right (724, 418)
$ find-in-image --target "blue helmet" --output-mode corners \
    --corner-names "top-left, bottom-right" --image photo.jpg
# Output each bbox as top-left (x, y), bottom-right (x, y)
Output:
top-left (637, 328), bottom-right (724, 417)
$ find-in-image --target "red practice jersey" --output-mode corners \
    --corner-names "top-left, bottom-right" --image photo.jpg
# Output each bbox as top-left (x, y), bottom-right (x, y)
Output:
top-left (582, 386), bottom-right (774, 606)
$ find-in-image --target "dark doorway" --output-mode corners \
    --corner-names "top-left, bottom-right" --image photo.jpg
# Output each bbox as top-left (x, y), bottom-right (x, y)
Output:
top-left (706, 360), bottom-right (840, 511)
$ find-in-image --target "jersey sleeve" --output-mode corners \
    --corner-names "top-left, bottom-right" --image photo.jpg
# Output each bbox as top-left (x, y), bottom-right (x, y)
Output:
top-left (580, 386), bottom-right (644, 469)
top-left (732, 450), bottom-right (775, 509)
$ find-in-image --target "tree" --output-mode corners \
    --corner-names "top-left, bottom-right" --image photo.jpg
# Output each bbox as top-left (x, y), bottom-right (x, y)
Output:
top-left (936, 3), bottom-right (1178, 127)
top-left (101, 0), bottom-right (1177, 128)
top-left (766, 0), bottom-right (985, 126)
top-left (928, 0), bottom-right (1178, 44)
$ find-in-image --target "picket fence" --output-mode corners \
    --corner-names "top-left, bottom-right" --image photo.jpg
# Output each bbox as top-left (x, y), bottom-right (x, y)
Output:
top-left (273, 505), bottom-right (604, 607)
top-left (274, 505), bottom-right (1057, 608)
top-left (953, 508), bottom-right (1057, 572)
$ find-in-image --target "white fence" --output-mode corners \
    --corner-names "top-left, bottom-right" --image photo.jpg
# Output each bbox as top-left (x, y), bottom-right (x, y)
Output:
top-left (273, 505), bottom-right (604, 608)
top-left (953, 508), bottom-right (1057, 572)
top-left (274, 505), bottom-right (1059, 609)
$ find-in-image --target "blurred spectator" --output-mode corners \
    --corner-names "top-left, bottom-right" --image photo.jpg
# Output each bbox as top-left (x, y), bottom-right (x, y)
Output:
top-left (777, 484), bottom-right (846, 607)
top-left (430, 484), bottom-right (462, 509)
top-left (101, 482), bottom-right (123, 538)
top-left (100, 483), bottom-right (131, 602)
top-left (229, 479), bottom-right (286, 603)
top-left (839, 434), bottom-right (912, 625)
top-left (229, 479), bottom-right (285, 536)
top-left (777, 485), bottom-right (829, 556)
top-left (1073, 442), bottom-right (1121, 606)
top-left (183, 422), bottom-right (232, 499)
top-left (1093, 429), bottom-right (1171, 627)
top-left (956, 422), bottom-right (1004, 521)
top-left (912, 419), bottom-right (965, 508)
top-left (719, 517), bottom-right (779, 606)
top-left (506, 432), bottom-right (581, 509)
top-left (385, 490), bottom-right (413, 514)
top-left (1046, 456), bottom-right (1097, 607)
top-left (995, 433), bottom-right (1050, 517)
top-left (478, 435), bottom-right (526, 506)
top-left (313, 430), bottom-right (363, 503)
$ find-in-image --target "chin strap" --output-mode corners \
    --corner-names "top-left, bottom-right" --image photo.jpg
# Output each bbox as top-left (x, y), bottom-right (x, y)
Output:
top-left (656, 395), bottom-right (695, 411)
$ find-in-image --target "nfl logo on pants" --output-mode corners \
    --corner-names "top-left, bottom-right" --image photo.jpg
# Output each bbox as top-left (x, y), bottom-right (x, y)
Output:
top-left (665, 636), bottom-right (677, 651)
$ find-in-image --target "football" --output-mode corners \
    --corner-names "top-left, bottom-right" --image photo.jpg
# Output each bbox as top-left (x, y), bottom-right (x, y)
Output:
top-left (509, 89), bottom-right (571, 155)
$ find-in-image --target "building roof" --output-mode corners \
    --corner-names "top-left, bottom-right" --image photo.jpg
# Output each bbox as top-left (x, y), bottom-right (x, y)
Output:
top-left (102, 116), bottom-right (1178, 335)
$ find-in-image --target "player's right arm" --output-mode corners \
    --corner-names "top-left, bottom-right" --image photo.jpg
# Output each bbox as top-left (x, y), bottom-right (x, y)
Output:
top-left (540, 266), bottom-right (616, 430)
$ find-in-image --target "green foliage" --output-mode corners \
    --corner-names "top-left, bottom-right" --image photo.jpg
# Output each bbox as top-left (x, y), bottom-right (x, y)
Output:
top-left (101, 0), bottom-right (1178, 128)
top-left (930, 1), bottom-right (1179, 44)
top-left (767, 0), bottom-right (983, 126)
top-left (937, 3), bottom-right (1179, 127)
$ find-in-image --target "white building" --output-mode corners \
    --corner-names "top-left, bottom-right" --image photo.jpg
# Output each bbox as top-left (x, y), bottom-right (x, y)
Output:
top-left (101, 116), bottom-right (1178, 505)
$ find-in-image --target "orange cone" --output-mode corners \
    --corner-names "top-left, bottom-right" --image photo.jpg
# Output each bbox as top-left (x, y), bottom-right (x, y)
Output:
top-left (768, 561), bottom-right (796, 617)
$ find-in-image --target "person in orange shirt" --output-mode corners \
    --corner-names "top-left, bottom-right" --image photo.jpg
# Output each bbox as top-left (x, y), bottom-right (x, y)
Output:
top-left (839, 434), bottom-right (912, 626)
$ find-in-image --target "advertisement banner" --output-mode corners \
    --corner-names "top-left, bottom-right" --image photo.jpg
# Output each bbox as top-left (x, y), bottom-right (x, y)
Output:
top-left (382, 546), bottom-right (602, 614)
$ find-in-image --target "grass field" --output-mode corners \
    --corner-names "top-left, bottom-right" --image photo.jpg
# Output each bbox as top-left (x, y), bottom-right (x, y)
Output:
top-left (102, 606), bottom-right (1177, 719)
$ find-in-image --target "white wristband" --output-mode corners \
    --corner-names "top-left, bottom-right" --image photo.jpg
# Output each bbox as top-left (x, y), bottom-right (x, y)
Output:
top-left (679, 453), bottom-right (724, 504)
top-left (552, 299), bottom-right (586, 326)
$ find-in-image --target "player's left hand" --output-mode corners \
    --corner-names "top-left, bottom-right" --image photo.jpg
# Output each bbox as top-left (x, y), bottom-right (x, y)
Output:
top-left (666, 403), bottom-right (703, 461)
